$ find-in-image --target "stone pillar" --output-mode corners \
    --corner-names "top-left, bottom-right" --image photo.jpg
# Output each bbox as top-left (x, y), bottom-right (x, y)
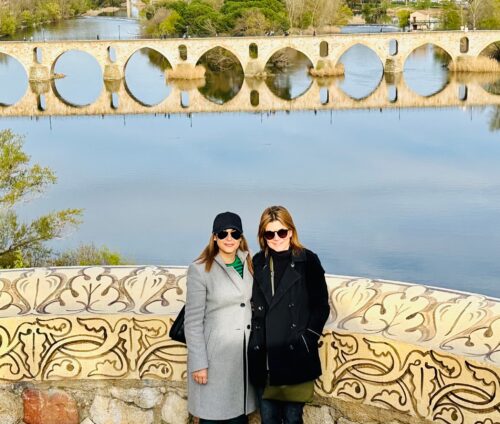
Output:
top-left (29, 80), bottom-right (50, 95)
top-left (103, 63), bottom-right (123, 81)
top-left (104, 78), bottom-right (122, 93)
top-left (29, 64), bottom-right (51, 82)
top-left (384, 57), bottom-right (403, 74)
top-left (244, 59), bottom-right (267, 77)
top-left (384, 70), bottom-right (402, 85)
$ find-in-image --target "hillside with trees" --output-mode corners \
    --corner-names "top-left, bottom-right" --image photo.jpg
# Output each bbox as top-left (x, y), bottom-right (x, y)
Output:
top-left (141, 0), bottom-right (353, 37)
top-left (0, 0), bottom-right (121, 37)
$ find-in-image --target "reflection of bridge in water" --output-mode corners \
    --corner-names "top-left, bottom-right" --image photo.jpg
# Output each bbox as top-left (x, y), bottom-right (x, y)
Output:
top-left (0, 73), bottom-right (498, 117)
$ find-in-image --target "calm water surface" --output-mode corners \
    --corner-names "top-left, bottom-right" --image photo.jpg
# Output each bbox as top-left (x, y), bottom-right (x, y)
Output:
top-left (0, 18), bottom-right (499, 297)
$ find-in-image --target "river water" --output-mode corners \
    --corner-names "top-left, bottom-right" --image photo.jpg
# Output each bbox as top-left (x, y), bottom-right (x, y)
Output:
top-left (0, 17), bottom-right (499, 297)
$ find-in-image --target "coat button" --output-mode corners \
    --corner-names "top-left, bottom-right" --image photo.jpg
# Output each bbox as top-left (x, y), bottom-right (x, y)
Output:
top-left (255, 325), bottom-right (260, 330)
top-left (258, 306), bottom-right (264, 311)
top-left (289, 344), bottom-right (294, 350)
top-left (291, 323), bottom-right (297, 329)
top-left (247, 325), bottom-right (251, 329)
top-left (240, 303), bottom-right (245, 307)
top-left (288, 303), bottom-right (294, 308)
top-left (254, 345), bottom-right (260, 351)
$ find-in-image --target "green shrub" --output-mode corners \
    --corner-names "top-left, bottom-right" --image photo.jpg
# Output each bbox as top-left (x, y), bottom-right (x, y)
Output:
top-left (50, 244), bottom-right (130, 266)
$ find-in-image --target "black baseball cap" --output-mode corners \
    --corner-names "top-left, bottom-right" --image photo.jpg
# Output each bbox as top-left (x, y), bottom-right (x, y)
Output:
top-left (212, 212), bottom-right (243, 234)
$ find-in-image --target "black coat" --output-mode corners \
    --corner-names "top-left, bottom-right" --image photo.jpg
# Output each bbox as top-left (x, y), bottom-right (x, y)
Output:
top-left (248, 248), bottom-right (330, 387)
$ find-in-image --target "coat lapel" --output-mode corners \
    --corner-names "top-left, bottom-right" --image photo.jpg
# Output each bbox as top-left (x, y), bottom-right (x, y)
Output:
top-left (255, 256), bottom-right (273, 306)
top-left (214, 250), bottom-right (248, 293)
top-left (269, 249), bottom-right (307, 309)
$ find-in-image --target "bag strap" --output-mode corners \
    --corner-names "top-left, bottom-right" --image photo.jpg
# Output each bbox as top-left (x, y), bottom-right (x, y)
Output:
top-left (270, 257), bottom-right (275, 297)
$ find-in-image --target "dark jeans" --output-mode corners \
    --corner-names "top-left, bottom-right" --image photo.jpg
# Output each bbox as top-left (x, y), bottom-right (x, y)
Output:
top-left (199, 415), bottom-right (248, 424)
top-left (258, 389), bottom-right (305, 424)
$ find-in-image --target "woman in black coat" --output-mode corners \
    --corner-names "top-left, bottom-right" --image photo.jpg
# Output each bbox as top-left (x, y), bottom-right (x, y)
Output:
top-left (248, 206), bottom-right (330, 424)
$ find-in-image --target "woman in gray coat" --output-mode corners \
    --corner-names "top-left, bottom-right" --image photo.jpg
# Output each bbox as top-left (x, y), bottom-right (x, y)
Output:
top-left (185, 211), bottom-right (257, 423)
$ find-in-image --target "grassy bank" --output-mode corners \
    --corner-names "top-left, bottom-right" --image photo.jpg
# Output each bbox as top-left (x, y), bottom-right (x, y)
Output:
top-left (449, 56), bottom-right (500, 73)
top-left (0, 0), bottom-right (122, 37)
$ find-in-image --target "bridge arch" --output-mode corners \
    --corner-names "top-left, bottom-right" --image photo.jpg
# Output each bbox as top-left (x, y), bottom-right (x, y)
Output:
top-left (0, 53), bottom-right (29, 106)
top-left (262, 46), bottom-right (315, 73)
top-left (263, 47), bottom-right (314, 101)
top-left (124, 46), bottom-right (173, 71)
top-left (334, 43), bottom-right (384, 101)
top-left (123, 47), bottom-right (172, 108)
top-left (334, 42), bottom-right (385, 72)
top-left (401, 42), bottom-right (454, 70)
top-left (50, 50), bottom-right (103, 108)
top-left (477, 39), bottom-right (500, 58)
top-left (196, 46), bottom-right (245, 106)
top-left (195, 44), bottom-right (245, 74)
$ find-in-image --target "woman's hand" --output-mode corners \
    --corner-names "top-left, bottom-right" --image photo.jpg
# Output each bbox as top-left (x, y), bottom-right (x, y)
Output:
top-left (192, 368), bottom-right (208, 385)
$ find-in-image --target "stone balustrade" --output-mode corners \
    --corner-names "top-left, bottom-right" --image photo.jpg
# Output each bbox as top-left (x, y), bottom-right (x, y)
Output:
top-left (0, 266), bottom-right (498, 424)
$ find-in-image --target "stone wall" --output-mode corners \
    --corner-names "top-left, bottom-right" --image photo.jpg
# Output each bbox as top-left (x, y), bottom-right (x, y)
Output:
top-left (0, 266), bottom-right (498, 424)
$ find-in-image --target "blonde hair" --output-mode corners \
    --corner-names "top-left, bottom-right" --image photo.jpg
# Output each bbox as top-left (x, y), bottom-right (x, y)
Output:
top-left (196, 233), bottom-right (253, 274)
top-left (258, 205), bottom-right (304, 255)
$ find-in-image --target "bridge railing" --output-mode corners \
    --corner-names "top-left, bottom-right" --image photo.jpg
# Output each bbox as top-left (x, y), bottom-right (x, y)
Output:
top-left (0, 265), bottom-right (498, 424)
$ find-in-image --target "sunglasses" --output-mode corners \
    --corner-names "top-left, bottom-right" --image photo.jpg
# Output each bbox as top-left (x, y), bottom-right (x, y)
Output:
top-left (216, 230), bottom-right (242, 240)
top-left (263, 229), bottom-right (289, 241)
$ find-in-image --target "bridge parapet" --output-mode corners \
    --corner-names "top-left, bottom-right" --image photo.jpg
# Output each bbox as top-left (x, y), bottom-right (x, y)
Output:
top-left (0, 266), bottom-right (497, 424)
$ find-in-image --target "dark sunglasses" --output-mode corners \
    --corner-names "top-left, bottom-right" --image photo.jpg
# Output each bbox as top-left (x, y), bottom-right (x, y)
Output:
top-left (263, 229), bottom-right (289, 241)
top-left (216, 230), bottom-right (242, 240)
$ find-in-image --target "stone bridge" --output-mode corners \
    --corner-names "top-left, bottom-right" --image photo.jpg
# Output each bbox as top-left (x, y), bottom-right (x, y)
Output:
top-left (0, 266), bottom-right (498, 424)
top-left (0, 31), bottom-right (499, 81)
top-left (0, 32), bottom-right (499, 117)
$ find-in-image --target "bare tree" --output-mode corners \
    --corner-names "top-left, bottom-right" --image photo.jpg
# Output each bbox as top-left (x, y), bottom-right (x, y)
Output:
top-left (285, 0), bottom-right (307, 28)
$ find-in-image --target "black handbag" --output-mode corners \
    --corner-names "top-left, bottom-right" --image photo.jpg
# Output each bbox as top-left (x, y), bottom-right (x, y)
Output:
top-left (169, 305), bottom-right (186, 343)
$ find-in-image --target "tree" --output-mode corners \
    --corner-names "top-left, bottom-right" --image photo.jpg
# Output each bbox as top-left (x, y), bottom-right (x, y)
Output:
top-left (416, 0), bottom-right (432, 10)
top-left (285, 0), bottom-right (307, 28)
top-left (284, 0), bottom-right (352, 29)
top-left (158, 10), bottom-right (183, 36)
top-left (233, 9), bottom-right (272, 35)
top-left (221, 0), bottom-right (289, 33)
top-left (362, 2), bottom-right (390, 24)
top-left (49, 243), bottom-right (128, 266)
top-left (0, 130), bottom-right (82, 268)
top-left (441, 0), bottom-right (461, 29)
top-left (467, 0), bottom-right (500, 29)
top-left (0, 13), bottom-right (17, 36)
top-left (397, 9), bottom-right (411, 29)
top-left (184, 1), bottom-right (224, 36)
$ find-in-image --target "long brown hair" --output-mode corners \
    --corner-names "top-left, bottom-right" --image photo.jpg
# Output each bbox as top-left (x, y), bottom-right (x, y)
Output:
top-left (258, 205), bottom-right (305, 255)
top-left (196, 233), bottom-right (253, 274)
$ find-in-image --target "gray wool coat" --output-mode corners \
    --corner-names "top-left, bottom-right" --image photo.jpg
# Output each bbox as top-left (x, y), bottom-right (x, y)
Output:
top-left (184, 250), bottom-right (257, 420)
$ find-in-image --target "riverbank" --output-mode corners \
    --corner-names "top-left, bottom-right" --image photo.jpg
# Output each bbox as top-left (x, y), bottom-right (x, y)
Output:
top-left (84, 7), bottom-right (122, 17)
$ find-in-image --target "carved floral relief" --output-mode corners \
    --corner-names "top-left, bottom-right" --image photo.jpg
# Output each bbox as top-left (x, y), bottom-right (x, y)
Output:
top-left (0, 267), bottom-right (498, 424)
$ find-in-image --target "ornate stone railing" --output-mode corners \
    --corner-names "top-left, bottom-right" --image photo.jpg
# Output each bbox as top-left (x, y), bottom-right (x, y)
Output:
top-left (0, 266), bottom-right (498, 424)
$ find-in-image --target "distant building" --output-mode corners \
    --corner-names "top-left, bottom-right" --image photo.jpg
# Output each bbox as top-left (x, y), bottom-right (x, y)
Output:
top-left (409, 10), bottom-right (441, 31)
